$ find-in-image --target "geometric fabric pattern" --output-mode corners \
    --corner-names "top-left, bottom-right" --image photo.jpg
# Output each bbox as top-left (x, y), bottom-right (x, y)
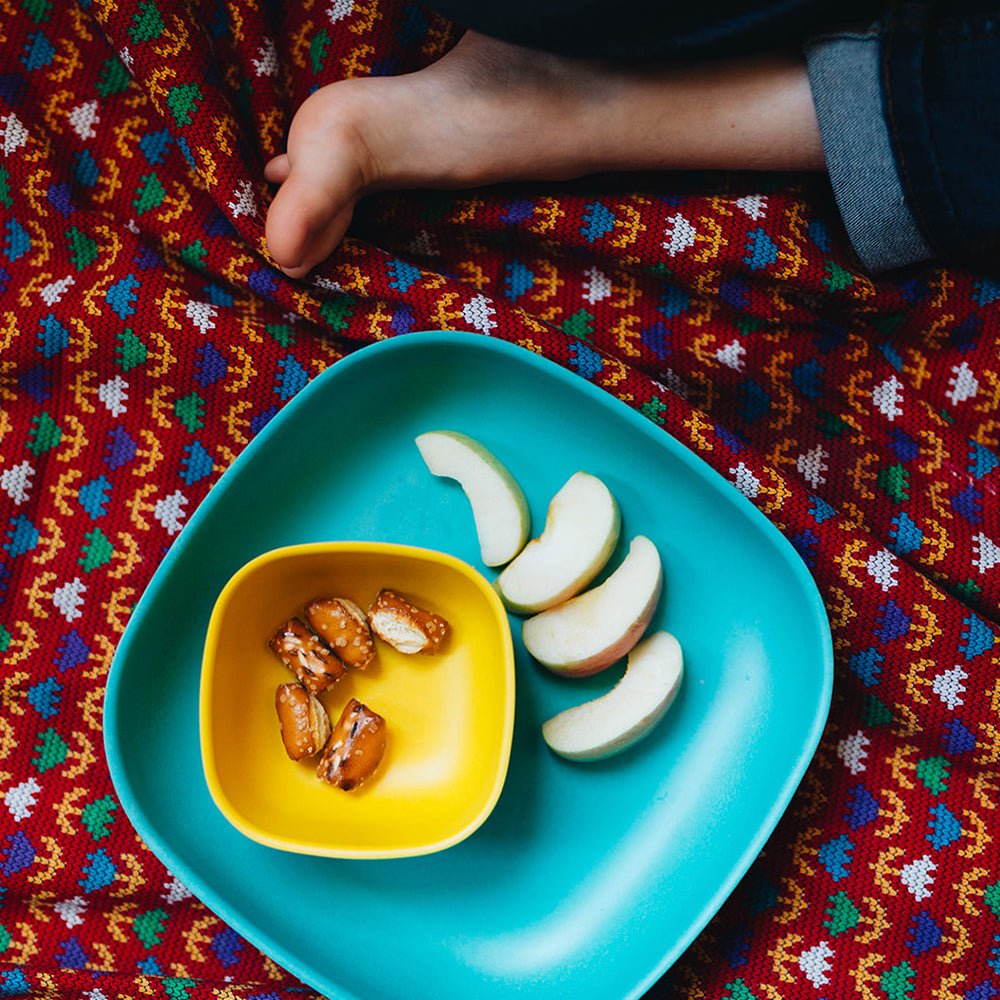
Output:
top-left (1, 2), bottom-right (998, 997)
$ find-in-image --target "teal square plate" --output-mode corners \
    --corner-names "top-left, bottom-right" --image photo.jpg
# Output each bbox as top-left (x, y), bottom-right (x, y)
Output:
top-left (105, 330), bottom-right (833, 999)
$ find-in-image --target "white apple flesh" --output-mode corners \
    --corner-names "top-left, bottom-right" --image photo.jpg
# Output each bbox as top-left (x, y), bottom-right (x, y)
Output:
top-left (541, 630), bottom-right (683, 761)
top-left (415, 430), bottom-right (530, 567)
top-left (521, 535), bottom-right (662, 676)
top-left (495, 471), bottom-right (620, 614)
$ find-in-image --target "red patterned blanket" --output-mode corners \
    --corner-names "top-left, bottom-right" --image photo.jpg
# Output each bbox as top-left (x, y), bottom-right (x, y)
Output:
top-left (2, 1), bottom-right (999, 997)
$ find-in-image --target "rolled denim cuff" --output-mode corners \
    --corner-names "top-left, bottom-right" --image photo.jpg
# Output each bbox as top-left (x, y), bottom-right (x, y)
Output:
top-left (805, 32), bottom-right (932, 274)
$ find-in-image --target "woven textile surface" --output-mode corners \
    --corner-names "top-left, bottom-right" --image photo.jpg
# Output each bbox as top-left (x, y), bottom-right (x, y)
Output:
top-left (2, 1), bottom-right (1000, 997)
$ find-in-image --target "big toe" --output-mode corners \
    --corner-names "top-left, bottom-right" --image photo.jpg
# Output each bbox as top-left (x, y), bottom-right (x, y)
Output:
top-left (264, 154), bottom-right (290, 184)
top-left (265, 160), bottom-right (359, 276)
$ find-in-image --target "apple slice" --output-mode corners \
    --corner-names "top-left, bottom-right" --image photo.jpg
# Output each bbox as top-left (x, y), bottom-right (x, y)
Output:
top-left (495, 471), bottom-right (620, 614)
top-left (521, 534), bottom-right (662, 675)
top-left (541, 631), bottom-right (683, 761)
top-left (415, 430), bottom-right (530, 567)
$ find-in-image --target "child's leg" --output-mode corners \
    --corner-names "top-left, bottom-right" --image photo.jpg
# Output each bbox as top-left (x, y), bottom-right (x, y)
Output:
top-left (264, 31), bottom-right (822, 277)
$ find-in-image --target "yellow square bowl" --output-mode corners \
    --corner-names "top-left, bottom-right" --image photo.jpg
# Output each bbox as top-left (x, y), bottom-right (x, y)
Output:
top-left (200, 542), bottom-right (516, 859)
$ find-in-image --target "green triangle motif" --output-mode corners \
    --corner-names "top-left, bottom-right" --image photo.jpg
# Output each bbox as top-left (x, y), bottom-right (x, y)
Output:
top-left (163, 978), bottom-right (197, 999)
top-left (319, 295), bottom-right (354, 332)
top-left (28, 412), bottom-right (62, 456)
top-left (310, 29), bottom-right (330, 73)
top-left (179, 240), bottom-right (207, 269)
top-left (953, 578), bottom-right (983, 602)
top-left (130, 0), bottom-right (164, 43)
top-left (915, 756), bottom-right (950, 795)
top-left (861, 694), bottom-right (893, 727)
top-left (81, 795), bottom-right (118, 840)
top-left (266, 323), bottom-right (295, 347)
top-left (640, 396), bottom-right (667, 426)
top-left (117, 328), bottom-right (148, 372)
top-left (876, 463), bottom-right (910, 504)
top-left (23, 0), bottom-right (51, 24)
top-left (736, 315), bottom-right (764, 334)
top-left (97, 56), bottom-right (132, 97)
top-left (174, 393), bottom-right (206, 432)
top-left (561, 309), bottom-right (594, 340)
top-left (880, 960), bottom-right (915, 1000)
top-left (133, 172), bottom-right (166, 215)
top-left (165, 82), bottom-right (203, 127)
top-left (824, 891), bottom-right (860, 936)
top-left (67, 227), bottom-right (99, 270)
top-left (133, 908), bottom-right (167, 949)
top-left (824, 260), bottom-right (855, 292)
top-left (983, 879), bottom-right (1000, 917)
top-left (33, 728), bottom-right (69, 773)
top-left (817, 410), bottom-right (847, 439)
top-left (79, 528), bottom-right (114, 573)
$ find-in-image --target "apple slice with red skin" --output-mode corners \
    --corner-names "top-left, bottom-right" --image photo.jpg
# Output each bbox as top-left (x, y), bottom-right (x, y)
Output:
top-left (541, 630), bottom-right (683, 761)
top-left (522, 535), bottom-right (662, 676)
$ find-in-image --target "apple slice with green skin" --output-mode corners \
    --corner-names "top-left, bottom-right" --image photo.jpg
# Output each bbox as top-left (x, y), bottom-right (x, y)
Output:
top-left (541, 630), bottom-right (683, 761)
top-left (522, 534), bottom-right (662, 675)
top-left (415, 430), bottom-right (530, 567)
top-left (494, 471), bottom-right (620, 614)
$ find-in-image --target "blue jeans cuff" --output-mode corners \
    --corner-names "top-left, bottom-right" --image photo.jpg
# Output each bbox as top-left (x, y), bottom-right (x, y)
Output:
top-left (805, 31), bottom-right (932, 274)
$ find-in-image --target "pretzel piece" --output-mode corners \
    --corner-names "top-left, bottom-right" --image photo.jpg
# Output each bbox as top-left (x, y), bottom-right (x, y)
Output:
top-left (316, 698), bottom-right (387, 791)
top-left (275, 682), bottom-right (331, 760)
top-left (268, 616), bottom-right (346, 694)
top-left (368, 589), bottom-right (449, 654)
top-left (304, 597), bottom-right (375, 670)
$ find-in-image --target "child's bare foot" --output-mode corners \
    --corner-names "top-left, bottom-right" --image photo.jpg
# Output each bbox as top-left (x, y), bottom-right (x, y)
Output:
top-left (264, 32), bottom-right (600, 277)
top-left (264, 32), bottom-right (822, 277)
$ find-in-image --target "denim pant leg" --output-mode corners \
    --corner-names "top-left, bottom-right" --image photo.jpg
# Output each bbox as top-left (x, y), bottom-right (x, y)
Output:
top-left (808, 1), bottom-right (1000, 272)
top-left (882, 1), bottom-right (1000, 268)
top-left (424, 0), bottom-right (883, 60)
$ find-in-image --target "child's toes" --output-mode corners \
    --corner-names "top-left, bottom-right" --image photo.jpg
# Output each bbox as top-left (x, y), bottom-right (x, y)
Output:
top-left (264, 154), bottom-right (290, 184)
top-left (265, 170), bottom-right (333, 270)
top-left (264, 147), bottom-right (364, 274)
top-left (288, 202), bottom-right (357, 277)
